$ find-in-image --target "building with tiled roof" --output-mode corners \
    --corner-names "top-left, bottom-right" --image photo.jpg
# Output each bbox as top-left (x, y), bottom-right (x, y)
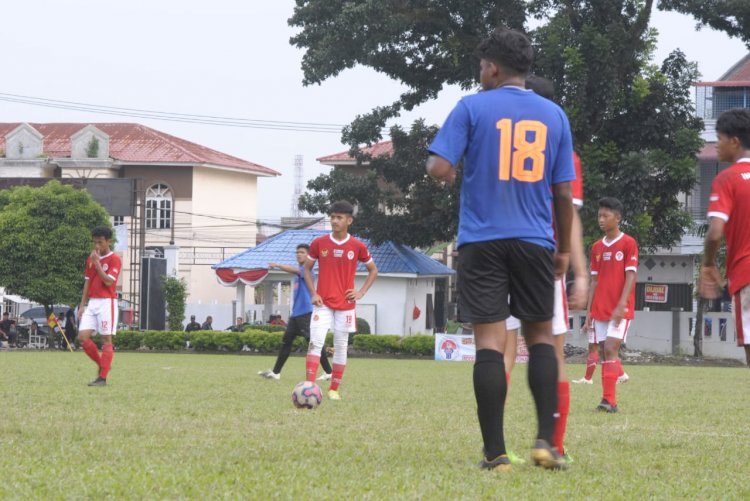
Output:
top-left (316, 140), bottom-right (393, 166)
top-left (0, 122), bottom-right (280, 328)
top-left (213, 229), bottom-right (454, 335)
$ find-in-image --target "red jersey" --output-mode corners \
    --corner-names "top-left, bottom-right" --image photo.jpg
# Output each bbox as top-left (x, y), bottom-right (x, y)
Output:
top-left (572, 152), bottom-right (584, 208)
top-left (707, 158), bottom-right (750, 294)
top-left (590, 233), bottom-right (638, 321)
top-left (85, 252), bottom-right (122, 298)
top-left (308, 233), bottom-right (372, 311)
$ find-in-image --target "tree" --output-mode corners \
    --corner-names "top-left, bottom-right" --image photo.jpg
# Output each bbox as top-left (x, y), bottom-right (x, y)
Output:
top-left (0, 180), bottom-right (111, 314)
top-left (298, 120), bottom-right (460, 247)
top-left (291, 1), bottom-right (707, 249)
top-left (162, 275), bottom-right (188, 331)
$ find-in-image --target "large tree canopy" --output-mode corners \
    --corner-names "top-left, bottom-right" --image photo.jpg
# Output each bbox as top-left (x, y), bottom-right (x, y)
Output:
top-left (0, 180), bottom-right (112, 308)
top-left (290, 0), bottom-right (748, 249)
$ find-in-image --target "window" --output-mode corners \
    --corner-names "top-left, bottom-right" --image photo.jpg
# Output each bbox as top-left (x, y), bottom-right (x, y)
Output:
top-left (113, 215), bottom-right (125, 226)
top-left (145, 184), bottom-right (172, 230)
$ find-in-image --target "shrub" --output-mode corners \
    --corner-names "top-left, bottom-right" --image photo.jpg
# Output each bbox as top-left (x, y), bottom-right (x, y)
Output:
top-left (401, 335), bottom-right (434, 356)
top-left (356, 317), bottom-right (371, 334)
top-left (114, 330), bottom-right (143, 350)
top-left (353, 334), bottom-right (402, 353)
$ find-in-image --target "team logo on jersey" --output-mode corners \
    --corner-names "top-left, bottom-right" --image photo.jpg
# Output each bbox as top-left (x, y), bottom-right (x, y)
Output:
top-left (347, 250), bottom-right (355, 260)
top-left (313, 314), bottom-right (319, 321)
top-left (334, 249), bottom-right (344, 258)
top-left (321, 249), bottom-right (329, 257)
top-left (103, 264), bottom-right (109, 271)
top-left (615, 251), bottom-right (624, 261)
top-left (603, 252), bottom-right (612, 261)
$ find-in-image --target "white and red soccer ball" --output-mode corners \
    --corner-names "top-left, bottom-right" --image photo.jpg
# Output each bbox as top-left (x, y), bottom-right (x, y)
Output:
top-left (292, 381), bottom-right (322, 409)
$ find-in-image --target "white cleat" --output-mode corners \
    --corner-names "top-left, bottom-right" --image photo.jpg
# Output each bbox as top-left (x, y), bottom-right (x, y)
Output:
top-left (316, 373), bottom-right (332, 381)
top-left (617, 372), bottom-right (630, 384)
top-left (572, 377), bottom-right (593, 385)
top-left (257, 370), bottom-right (280, 380)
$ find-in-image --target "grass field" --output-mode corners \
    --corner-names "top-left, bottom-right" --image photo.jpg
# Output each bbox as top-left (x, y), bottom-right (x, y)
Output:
top-left (1, 351), bottom-right (749, 500)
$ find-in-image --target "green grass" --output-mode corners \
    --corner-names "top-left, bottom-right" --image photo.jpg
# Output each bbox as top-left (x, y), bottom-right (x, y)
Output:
top-left (1, 352), bottom-right (749, 499)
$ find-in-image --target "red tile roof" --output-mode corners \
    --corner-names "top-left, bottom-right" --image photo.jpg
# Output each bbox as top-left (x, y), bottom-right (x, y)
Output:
top-left (0, 123), bottom-right (279, 176)
top-left (720, 54), bottom-right (750, 81)
top-left (317, 140), bottom-right (393, 164)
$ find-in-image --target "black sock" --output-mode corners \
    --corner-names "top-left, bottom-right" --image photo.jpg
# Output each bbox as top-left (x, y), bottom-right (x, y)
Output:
top-left (527, 343), bottom-right (558, 444)
top-left (319, 347), bottom-right (333, 374)
top-left (272, 343), bottom-right (293, 374)
top-left (473, 349), bottom-right (507, 460)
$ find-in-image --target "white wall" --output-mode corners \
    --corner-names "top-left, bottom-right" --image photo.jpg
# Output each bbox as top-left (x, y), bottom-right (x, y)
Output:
top-left (353, 275), bottom-right (407, 335)
top-left (403, 277), bottom-right (436, 335)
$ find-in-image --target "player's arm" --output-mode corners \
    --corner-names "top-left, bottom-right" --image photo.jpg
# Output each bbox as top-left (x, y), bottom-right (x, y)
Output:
top-left (612, 270), bottom-right (636, 326)
top-left (346, 260), bottom-right (378, 302)
top-left (268, 262), bottom-right (300, 275)
top-left (552, 181), bottom-right (574, 278)
top-left (303, 258), bottom-right (322, 306)
top-left (584, 273), bottom-right (598, 331)
top-left (426, 155), bottom-right (456, 185)
top-left (78, 279), bottom-right (91, 322)
top-left (568, 208), bottom-right (589, 310)
top-left (90, 251), bottom-right (115, 286)
top-left (700, 217), bottom-right (726, 299)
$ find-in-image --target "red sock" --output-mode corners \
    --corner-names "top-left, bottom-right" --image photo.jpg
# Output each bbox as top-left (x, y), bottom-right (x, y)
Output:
top-left (305, 354), bottom-right (320, 382)
top-left (602, 360), bottom-right (618, 405)
top-left (99, 344), bottom-right (114, 379)
top-left (329, 363), bottom-right (346, 391)
top-left (553, 381), bottom-right (570, 455)
top-left (505, 371), bottom-right (510, 385)
top-left (584, 351), bottom-right (599, 380)
top-left (82, 339), bottom-right (101, 366)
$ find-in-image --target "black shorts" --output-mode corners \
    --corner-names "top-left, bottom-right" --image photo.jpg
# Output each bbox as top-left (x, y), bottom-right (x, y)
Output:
top-left (457, 239), bottom-right (554, 324)
top-left (282, 313), bottom-right (312, 344)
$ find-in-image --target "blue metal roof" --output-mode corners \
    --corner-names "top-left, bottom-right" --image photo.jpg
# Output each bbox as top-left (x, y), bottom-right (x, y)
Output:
top-left (213, 229), bottom-right (454, 276)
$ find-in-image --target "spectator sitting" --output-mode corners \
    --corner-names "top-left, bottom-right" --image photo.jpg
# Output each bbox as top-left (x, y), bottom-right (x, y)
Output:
top-left (269, 315), bottom-right (287, 326)
top-left (229, 317), bottom-right (245, 332)
top-left (185, 315), bottom-right (201, 332)
top-left (201, 316), bottom-right (213, 331)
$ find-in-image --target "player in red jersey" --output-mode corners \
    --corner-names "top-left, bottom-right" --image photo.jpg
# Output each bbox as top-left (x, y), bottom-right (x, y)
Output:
top-left (77, 226), bottom-right (121, 387)
top-left (700, 108), bottom-right (750, 366)
top-left (303, 201), bottom-right (378, 400)
top-left (581, 198), bottom-right (638, 412)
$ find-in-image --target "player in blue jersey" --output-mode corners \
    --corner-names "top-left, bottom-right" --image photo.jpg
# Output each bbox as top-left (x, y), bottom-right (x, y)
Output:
top-left (427, 28), bottom-right (576, 471)
top-left (258, 243), bottom-right (332, 381)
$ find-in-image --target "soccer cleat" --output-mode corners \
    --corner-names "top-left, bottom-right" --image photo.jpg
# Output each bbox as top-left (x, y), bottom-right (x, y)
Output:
top-left (88, 377), bottom-right (107, 387)
top-left (316, 373), bottom-right (332, 381)
top-left (328, 389), bottom-right (342, 400)
top-left (478, 454), bottom-right (512, 472)
top-left (596, 399), bottom-right (619, 413)
top-left (561, 452), bottom-right (574, 464)
top-left (617, 372), bottom-right (630, 384)
top-left (506, 450), bottom-right (527, 465)
top-left (257, 370), bottom-right (280, 380)
top-left (572, 377), bottom-right (593, 385)
top-left (530, 439), bottom-right (568, 470)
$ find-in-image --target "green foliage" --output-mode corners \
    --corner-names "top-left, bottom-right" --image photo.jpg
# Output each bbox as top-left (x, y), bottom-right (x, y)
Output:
top-left (356, 316), bottom-right (371, 334)
top-left (112, 330), bottom-right (144, 350)
top-left (85, 136), bottom-right (100, 158)
top-left (0, 180), bottom-right (111, 306)
top-left (400, 335), bottom-right (435, 355)
top-left (161, 275), bottom-right (188, 331)
top-left (290, 1), bottom-right (718, 251)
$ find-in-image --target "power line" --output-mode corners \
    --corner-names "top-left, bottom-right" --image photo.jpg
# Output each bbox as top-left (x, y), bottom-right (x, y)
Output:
top-left (0, 92), bottom-right (346, 134)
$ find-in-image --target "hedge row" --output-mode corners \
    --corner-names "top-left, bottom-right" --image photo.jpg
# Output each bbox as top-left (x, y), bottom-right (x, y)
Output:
top-left (102, 329), bottom-right (434, 356)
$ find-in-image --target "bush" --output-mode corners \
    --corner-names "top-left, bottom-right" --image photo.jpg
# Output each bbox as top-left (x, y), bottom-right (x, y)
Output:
top-left (114, 330), bottom-right (143, 350)
top-left (353, 334), bottom-right (402, 353)
top-left (356, 317), bottom-right (371, 334)
top-left (401, 335), bottom-right (434, 356)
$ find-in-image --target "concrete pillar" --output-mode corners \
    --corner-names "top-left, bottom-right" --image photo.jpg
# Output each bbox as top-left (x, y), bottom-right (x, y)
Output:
top-left (263, 283), bottom-right (273, 323)
top-left (236, 283), bottom-right (246, 321)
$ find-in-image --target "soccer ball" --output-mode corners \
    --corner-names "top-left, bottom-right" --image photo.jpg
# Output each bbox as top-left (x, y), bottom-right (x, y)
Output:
top-left (292, 381), bottom-right (322, 409)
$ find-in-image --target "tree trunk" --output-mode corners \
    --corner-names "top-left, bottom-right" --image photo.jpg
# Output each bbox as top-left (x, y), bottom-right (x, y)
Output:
top-left (694, 297), bottom-right (704, 357)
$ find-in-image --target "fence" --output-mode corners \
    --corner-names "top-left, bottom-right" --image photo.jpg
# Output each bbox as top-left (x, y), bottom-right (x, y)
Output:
top-left (566, 310), bottom-right (743, 362)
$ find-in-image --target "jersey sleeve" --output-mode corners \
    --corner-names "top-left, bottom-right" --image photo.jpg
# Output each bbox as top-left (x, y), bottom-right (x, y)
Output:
top-left (427, 99), bottom-right (471, 167)
top-left (571, 152), bottom-right (584, 207)
top-left (358, 241), bottom-right (373, 263)
top-left (707, 172), bottom-right (732, 222)
top-left (625, 238), bottom-right (639, 273)
top-left (107, 254), bottom-right (122, 283)
top-left (84, 257), bottom-right (95, 280)
top-left (550, 112), bottom-right (576, 185)
top-left (590, 243), bottom-right (600, 276)
top-left (308, 238), bottom-right (320, 261)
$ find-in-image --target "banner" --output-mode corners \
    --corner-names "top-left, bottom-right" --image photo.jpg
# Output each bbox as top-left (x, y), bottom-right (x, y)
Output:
top-left (435, 334), bottom-right (475, 362)
top-left (645, 284), bottom-right (668, 303)
top-left (435, 333), bottom-right (529, 363)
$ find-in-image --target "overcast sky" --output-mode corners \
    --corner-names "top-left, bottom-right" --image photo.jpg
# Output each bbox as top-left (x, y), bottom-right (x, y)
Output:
top-left (0, 1), bottom-right (747, 220)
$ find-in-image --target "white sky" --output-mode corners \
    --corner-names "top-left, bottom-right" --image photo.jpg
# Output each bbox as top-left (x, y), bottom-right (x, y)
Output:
top-left (0, 1), bottom-right (746, 220)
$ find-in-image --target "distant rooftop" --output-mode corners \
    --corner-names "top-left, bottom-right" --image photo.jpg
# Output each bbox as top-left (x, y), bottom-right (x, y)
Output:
top-left (317, 141), bottom-right (393, 166)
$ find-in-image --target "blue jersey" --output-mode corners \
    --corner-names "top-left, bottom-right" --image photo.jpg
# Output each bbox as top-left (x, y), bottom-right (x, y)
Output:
top-left (292, 265), bottom-right (314, 317)
top-left (429, 86), bottom-right (575, 250)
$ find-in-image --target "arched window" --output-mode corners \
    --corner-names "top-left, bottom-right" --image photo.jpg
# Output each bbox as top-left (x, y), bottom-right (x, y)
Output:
top-left (145, 183), bottom-right (172, 230)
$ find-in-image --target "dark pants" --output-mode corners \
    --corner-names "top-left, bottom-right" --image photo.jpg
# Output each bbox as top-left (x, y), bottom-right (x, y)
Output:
top-left (273, 313), bottom-right (332, 375)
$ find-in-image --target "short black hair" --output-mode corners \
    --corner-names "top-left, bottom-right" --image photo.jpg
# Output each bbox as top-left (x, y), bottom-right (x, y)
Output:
top-left (476, 27), bottom-right (533, 76)
top-left (598, 197), bottom-right (624, 216)
top-left (91, 225), bottom-right (113, 240)
top-left (296, 243), bottom-right (310, 251)
top-left (328, 200), bottom-right (354, 216)
top-left (525, 74), bottom-right (555, 101)
top-left (716, 108), bottom-right (750, 149)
